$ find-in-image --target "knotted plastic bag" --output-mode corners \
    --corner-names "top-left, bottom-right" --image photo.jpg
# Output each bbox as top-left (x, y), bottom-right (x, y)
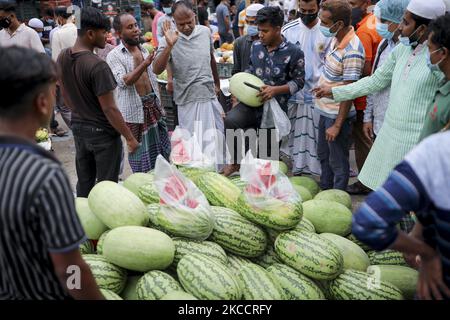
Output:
top-left (260, 98), bottom-right (291, 140)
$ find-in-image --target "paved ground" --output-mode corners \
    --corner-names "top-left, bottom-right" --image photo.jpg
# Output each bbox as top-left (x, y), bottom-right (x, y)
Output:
top-left (51, 114), bottom-right (366, 210)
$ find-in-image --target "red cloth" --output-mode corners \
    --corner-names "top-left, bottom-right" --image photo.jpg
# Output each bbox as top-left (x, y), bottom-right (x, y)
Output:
top-left (152, 11), bottom-right (164, 47)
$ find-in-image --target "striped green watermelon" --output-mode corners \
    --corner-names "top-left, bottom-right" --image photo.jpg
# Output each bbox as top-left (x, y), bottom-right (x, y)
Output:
top-left (327, 269), bottom-right (404, 300)
top-left (136, 270), bottom-right (182, 300)
top-left (160, 290), bottom-right (198, 300)
top-left (75, 197), bottom-right (108, 240)
top-left (138, 183), bottom-right (159, 204)
top-left (367, 250), bottom-right (408, 266)
top-left (266, 218), bottom-right (316, 244)
top-left (251, 245), bottom-right (282, 269)
top-left (83, 254), bottom-right (127, 294)
top-left (120, 275), bottom-right (142, 300)
top-left (302, 200), bottom-right (352, 236)
top-left (267, 263), bottom-right (326, 300)
top-left (275, 230), bottom-right (344, 280)
top-left (236, 193), bottom-right (302, 230)
top-left (96, 230), bottom-right (110, 255)
top-left (366, 265), bottom-right (418, 300)
top-left (103, 226), bottom-right (175, 272)
top-left (320, 233), bottom-right (370, 272)
top-left (177, 166), bottom-right (210, 185)
top-left (209, 206), bottom-right (267, 258)
top-left (88, 181), bottom-right (149, 229)
top-left (228, 175), bottom-right (247, 191)
top-left (177, 253), bottom-right (242, 300)
top-left (346, 233), bottom-right (372, 252)
top-left (79, 239), bottom-right (95, 255)
top-left (227, 254), bottom-right (253, 274)
top-left (123, 172), bottom-right (155, 196)
top-left (314, 189), bottom-right (352, 209)
top-left (292, 184), bottom-right (313, 202)
top-left (101, 289), bottom-right (123, 300)
top-left (196, 172), bottom-right (241, 210)
top-left (172, 238), bottom-right (228, 267)
top-left (238, 263), bottom-right (285, 300)
top-left (289, 176), bottom-right (320, 197)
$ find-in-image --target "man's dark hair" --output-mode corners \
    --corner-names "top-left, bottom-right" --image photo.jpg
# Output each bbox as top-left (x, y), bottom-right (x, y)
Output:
top-left (410, 12), bottom-right (432, 29)
top-left (113, 12), bottom-right (133, 32)
top-left (0, 1), bottom-right (17, 13)
top-left (54, 6), bottom-right (72, 20)
top-left (321, 0), bottom-right (352, 27)
top-left (79, 6), bottom-right (110, 36)
top-left (255, 6), bottom-right (284, 27)
top-left (172, 0), bottom-right (193, 15)
top-left (161, 0), bottom-right (174, 6)
top-left (0, 46), bottom-right (57, 120)
top-left (429, 13), bottom-right (450, 51)
top-left (45, 8), bottom-right (54, 17)
top-left (141, 2), bottom-right (155, 11)
top-left (123, 5), bottom-right (135, 14)
top-left (299, 0), bottom-right (321, 7)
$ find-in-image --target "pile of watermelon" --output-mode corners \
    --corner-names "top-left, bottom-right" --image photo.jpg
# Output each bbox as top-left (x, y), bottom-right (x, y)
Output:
top-left (76, 164), bottom-right (418, 300)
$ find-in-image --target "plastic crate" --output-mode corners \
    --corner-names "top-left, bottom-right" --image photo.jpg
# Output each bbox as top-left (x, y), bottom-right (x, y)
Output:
top-left (157, 81), bottom-right (178, 132)
top-left (217, 63), bottom-right (234, 79)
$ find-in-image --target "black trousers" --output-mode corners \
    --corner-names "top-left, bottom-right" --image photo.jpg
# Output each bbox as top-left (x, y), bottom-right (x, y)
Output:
top-left (72, 123), bottom-right (122, 197)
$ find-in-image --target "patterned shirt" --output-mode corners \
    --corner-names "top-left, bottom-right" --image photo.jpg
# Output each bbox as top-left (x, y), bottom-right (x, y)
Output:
top-left (246, 38), bottom-right (305, 112)
top-left (106, 43), bottom-right (161, 124)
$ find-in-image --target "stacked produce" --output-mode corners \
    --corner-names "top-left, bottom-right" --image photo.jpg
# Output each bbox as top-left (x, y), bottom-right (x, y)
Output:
top-left (75, 155), bottom-right (417, 300)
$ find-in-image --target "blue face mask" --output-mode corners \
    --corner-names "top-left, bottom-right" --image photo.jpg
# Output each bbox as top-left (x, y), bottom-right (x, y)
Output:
top-left (376, 22), bottom-right (394, 40)
top-left (163, 7), bottom-right (172, 15)
top-left (319, 22), bottom-right (339, 38)
top-left (399, 27), bottom-right (419, 47)
top-left (247, 25), bottom-right (258, 37)
top-left (426, 48), bottom-right (444, 72)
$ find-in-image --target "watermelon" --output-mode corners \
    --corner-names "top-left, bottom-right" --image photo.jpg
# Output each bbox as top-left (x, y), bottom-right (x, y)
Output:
top-left (273, 160), bottom-right (288, 175)
top-left (177, 166), bottom-right (210, 185)
top-left (275, 230), bottom-right (344, 280)
top-left (228, 175), bottom-right (247, 191)
top-left (327, 269), bottom-right (404, 300)
top-left (75, 197), bottom-right (108, 240)
top-left (366, 265), bottom-right (418, 300)
top-left (292, 184), bottom-right (313, 202)
top-left (136, 271), bottom-right (182, 300)
top-left (120, 276), bottom-right (142, 300)
top-left (314, 189), bottom-right (352, 209)
top-left (172, 238), bottom-right (228, 267)
top-left (302, 200), bottom-right (352, 236)
top-left (236, 193), bottom-right (302, 230)
top-left (96, 230), bottom-right (110, 255)
top-left (267, 263), bottom-right (326, 300)
top-left (88, 181), bottom-right (149, 229)
top-left (138, 183), bottom-right (159, 204)
top-left (367, 250), bottom-right (408, 266)
top-left (238, 264), bottom-right (285, 300)
top-left (123, 172), bottom-right (155, 196)
top-left (227, 254), bottom-right (253, 274)
top-left (196, 172), bottom-right (241, 210)
top-left (83, 254), bottom-right (127, 294)
top-left (160, 290), bottom-right (198, 300)
top-left (101, 289), bottom-right (123, 300)
top-left (103, 226), bottom-right (175, 272)
top-left (266, 218), bottom-right (316, 245)
top-left (250, 245), bottom-right (281, 269)
top-left (209, 206), bottom-right (267, 258)
top-left (289, 176), bottom-right (320, 196)
top-left (79, 239), bottom-right (95, 255)
top-left (177, 253), bottom-right (242, 300)
top-left (320, 233), bottom-right (370, 271)
top-left (229, 72), bottom-right (264, 107)
top-left (346, 233), bottom-right (372, 252)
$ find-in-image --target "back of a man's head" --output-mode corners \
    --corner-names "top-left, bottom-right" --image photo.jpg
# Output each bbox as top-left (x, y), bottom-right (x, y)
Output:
top-left (79, 6), bottom-right (110, 36)
top-left (0, 1), bottom-right (17, 18)
top-left (55, 6), bottom-right (73, 20)
top-left (0, 46), bottom-right (57, 120)
top-left (321, 0), bottom-right (352, 27)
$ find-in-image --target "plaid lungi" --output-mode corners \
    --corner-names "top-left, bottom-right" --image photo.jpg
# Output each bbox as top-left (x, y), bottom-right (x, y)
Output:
top-left (126, 94), bottom-right (171, 173)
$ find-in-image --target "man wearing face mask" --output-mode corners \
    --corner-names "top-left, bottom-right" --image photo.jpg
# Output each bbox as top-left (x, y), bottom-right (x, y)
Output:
top-left (363, 0), bottom-right (411, 142)
top-left (232, 3), bottom-right (264, 74)
top-left (153, 0), bottom-right (226, 171)
top-left (157, 0), bottom-right (176, 45)
top-left (280, 0), bottom-right (332, 177)
top-left (313, 0), bottom-right (447, 207)
top-left (142, 2), bottom-right (163, 47)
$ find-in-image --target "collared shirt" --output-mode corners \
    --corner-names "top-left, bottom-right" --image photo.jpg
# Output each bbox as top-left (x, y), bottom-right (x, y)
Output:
top-left (157, 15), bottom-right (176, 47)
top-left (0, 24), bottom-right (45, 53)
top-left (419, 80), bottom-right (450, 140)
top-left (51, 22), bottom-right (77, 61)
top-left (315, 28), bottom-right (365, 118)
top-left (246, 38), bottom-right (305, 112)
top-left (106, 43), bottom-right (161, 124)
top-left (232, 34), bottom-right (255, 75)
top-left (282, 18), bottom-right (332, 105)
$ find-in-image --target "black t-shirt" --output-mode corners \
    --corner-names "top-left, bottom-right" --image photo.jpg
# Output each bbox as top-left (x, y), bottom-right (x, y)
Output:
top-left (198, 6), bottom-right (209, 26)
top-left (57, 48), bottom-right (119, 136)
top-left (42, 19), bottom-right (54, 40)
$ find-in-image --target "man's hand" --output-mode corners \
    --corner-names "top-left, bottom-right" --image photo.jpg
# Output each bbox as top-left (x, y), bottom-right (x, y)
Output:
top-left (312, 85), bottom-right (333, 99)
top-left (404, 253), bottom-right (421, 269)
top-left (257, 85), bottom-right (277, 102)
top-left (417, 252), bottom-right (450, 300)
top-left (127, 137), bottom-right (140, 154)
top-left (163, 20), bottom-right (179, 47)
top-left (326, 125), bottom-right (341, 142)
top-left (144, 51), bottom-right (156, 67)
top-left (167, 80), bottom-right (174, 94)
top-left (363, 122), bottom-right (374, 141)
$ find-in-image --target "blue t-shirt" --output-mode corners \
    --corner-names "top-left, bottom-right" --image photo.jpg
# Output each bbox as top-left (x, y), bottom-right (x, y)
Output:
top-left (216, 3), bottom-right (230, 35)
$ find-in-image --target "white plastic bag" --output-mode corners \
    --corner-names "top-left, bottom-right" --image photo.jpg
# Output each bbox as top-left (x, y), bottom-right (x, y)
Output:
top-left (151, 155), bottom-right (215, 240)
top-left (260, 98), bottom-right (291, 139)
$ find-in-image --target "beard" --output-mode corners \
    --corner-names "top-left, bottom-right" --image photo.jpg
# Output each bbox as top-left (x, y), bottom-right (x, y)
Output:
top-left (123, 36), bottom-right (140, 46)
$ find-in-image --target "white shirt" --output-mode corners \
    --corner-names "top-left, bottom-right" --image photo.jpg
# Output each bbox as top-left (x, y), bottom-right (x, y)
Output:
top-left (0, 24), bottom-right (45, 53)
top-left (51, 23), bottom-right (77, 61)
top-left (49, 25), bottom-right (60, 46)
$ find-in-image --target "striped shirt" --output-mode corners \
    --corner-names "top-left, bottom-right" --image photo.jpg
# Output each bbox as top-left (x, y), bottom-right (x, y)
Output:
top-left (353, 131), bottom-right (450, 289)
top-left (315, 28), bottom-right (365, 118)
top-left (0, 136), bottom-right (86, 300)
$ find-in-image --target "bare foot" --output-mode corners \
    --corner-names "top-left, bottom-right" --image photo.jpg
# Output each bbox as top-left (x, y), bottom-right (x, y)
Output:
top-left (222, 164), bottom-right (240, 177)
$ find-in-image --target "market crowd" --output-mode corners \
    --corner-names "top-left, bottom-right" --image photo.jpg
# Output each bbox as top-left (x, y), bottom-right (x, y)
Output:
top-left (0, 0), bottom-right (450, 300)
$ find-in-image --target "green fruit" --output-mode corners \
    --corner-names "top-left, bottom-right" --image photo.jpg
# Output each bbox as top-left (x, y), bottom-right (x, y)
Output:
top-left (96, 230), bottom-right (110, 255)
top-left (229, 72), bottom-right (264, 107)
top-left (314, 189), bottom-right (352, 209)
top-left (367, 250), bottom-right (408, 266)
top-left (366, 265), bottom-right (418, 300)
top-left (196, 172), bottom-right (241, 210)
top-left (292, 184), bottom-right (313, 202)
top-left (289, 176), bottom-right (320, 196)
top-left (101, 289), bottom-right (123, 300)
top-left (160, 290), bottom-right (198, 300)
top-left (79, 239), bottom-right (95, 255)
top-left (250, 245), bottom-right (282, 269)
top-left (123, 172), bottom-right (155, 196)
top-left (136, 270), bottom-right (182, 300)
top-left (238, 263), bottom-right (285, 300)
top-left (346, 234), bottom-right (372, 252)
top-left (75, 197), bottom-right (108, 240)
top-left (172, 238), bottom-right (228, 267)
top-left (227, 254), bottom-right (253, 274)
top-left (120, 275), bottom-right (142, 300)
top-left (266, 218), bottom-right (316, 245)
top-left (302, 200), bottom-right (352, 236)
top-left (138, 183), bottom-right (160, 204)
top-left (83, 254), bottom-right (127, 294)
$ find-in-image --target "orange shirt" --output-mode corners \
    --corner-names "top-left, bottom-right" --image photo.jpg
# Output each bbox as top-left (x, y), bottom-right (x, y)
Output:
top-left (354, 13), bottom-right (383, 111)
